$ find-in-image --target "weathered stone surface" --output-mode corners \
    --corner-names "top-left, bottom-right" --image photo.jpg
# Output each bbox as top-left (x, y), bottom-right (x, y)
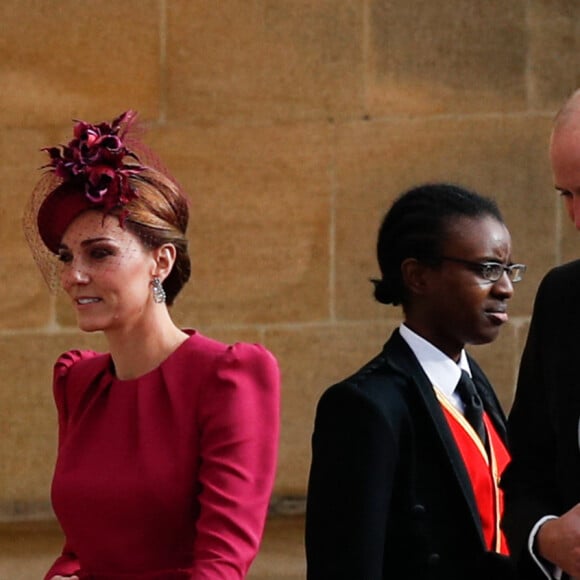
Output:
top-left (0, 0), bottom-right (161, 128)
top-left (147, 122), bottom-right (333, 326)
top-left (264, 321), bottom-right (399, 493)
top-left (367, 1), bottom-right (528, 115)
top-left (167, 0), bottom-right (364, 123)
top-left (529, 0), bottom-right (580, 110)
top-left (0, 128), bottom-right (54, 328)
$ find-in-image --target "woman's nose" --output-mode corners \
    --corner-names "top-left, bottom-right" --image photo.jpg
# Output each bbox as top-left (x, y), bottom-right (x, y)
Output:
top-left (60, 262), bottom-right (89, 288)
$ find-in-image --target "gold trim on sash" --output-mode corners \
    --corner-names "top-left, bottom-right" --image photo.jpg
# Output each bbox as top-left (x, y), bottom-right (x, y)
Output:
top-left (434, 387), bottom-right (489, 463)
top-left (434, 386), bottom-right (503, 552)
top-left (487, 417), bottom-right (502, 553)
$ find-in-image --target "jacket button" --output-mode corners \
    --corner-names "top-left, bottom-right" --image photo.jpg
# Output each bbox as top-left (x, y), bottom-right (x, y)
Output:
top-left (411, 504), bottom-right (426, 516)
top-left (427, 553), bottom-right (440, 566)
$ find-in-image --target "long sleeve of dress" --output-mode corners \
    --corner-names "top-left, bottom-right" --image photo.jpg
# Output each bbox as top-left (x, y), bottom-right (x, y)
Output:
top-left (44, 350), bottom-right (98, 580)
top-left (190, 343), bottom-right (281, 579)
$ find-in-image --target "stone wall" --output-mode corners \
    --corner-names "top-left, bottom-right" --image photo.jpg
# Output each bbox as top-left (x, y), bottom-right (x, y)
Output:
top-left (1, 0), bottom-right (578, 519)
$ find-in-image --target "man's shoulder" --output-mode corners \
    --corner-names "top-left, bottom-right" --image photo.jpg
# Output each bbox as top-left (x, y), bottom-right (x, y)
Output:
top-left (543, 259), bottom-right (580, 287)
top-left (530, 260), bottom-right (580, 311)
top-left (326, 345), bottom-right (414, 410)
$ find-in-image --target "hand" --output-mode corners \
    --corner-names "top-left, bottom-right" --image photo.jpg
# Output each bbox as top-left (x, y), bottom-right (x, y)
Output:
top-left (537, 504), bottom-right (580, 577)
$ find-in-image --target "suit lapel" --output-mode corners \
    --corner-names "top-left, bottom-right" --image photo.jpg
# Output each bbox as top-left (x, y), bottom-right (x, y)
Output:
top-left (468, 356), bottom-right (508, 443)
top-left (382, 331), bottom-right (486, 545)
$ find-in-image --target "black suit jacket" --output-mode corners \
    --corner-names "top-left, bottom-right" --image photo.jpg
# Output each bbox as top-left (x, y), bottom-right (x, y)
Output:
top-left (501, 260), bottom-right (580, 580)
top-left (305, 329), bottom-right (515, 580)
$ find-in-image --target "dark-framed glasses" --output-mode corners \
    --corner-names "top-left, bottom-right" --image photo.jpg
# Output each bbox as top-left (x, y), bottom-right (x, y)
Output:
top-left (438, 257), bottom-right (527, 283)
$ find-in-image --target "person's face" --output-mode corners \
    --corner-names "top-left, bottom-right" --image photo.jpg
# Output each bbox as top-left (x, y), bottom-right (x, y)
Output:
top-left (550, 125), bottom-right (580, 229)
top-left (409, 215), bottom-right (514, 361)
top-left (58, 210), bottom-right (159, 333)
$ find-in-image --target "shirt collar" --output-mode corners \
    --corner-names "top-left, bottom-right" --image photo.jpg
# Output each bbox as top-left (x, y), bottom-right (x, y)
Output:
top-left (399, 323), bottom-right (472, 401)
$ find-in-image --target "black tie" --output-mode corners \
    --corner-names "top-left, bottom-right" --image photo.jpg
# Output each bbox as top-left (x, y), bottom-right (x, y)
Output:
top-left (455, 370), bottom-right (487, 447)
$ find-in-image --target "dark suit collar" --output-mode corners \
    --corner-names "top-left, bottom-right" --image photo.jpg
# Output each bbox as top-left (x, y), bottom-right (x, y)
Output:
top-left (467, 356), bottom-right (508, 441)
top-left (381, 329), bottom-right (505, 546)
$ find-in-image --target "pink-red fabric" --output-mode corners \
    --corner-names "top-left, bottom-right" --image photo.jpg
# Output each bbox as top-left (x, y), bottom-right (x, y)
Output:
top-left (44, 331), bottom-right (280, 580)
top-left (37, 182), bottom-right (95, 254)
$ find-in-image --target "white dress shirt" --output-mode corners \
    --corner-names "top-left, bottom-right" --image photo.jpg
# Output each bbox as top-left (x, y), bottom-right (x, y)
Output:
top-left (399, 323), bottom-right (472, 413)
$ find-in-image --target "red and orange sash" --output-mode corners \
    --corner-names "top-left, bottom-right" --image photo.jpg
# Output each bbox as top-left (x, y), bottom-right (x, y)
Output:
top-left (435, 389), bottom-right (510, 554)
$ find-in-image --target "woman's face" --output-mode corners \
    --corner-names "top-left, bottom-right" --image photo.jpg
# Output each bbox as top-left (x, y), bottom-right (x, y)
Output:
top-left (408, 215), bottom-right (514, 361)
top-left (58, 210), bottom-right (158, 333)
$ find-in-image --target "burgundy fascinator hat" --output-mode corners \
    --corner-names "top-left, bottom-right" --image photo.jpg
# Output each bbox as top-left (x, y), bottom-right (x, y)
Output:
top-left (37, 111), bottom-right (144, 253)
top-left (24, 110), bottom-right (183, 290)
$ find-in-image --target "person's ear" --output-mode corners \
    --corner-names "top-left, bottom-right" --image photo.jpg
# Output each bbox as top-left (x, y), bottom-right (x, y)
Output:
top-left (152, 244), bottom-right (177, 281)
top-left (401, 257), bottom-right (432, 298)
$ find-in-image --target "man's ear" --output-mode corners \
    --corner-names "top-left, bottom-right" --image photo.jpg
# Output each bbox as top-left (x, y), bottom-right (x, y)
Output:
top-left (152, 244), bottom-right (177, 281)
top-left (401, 257), bottom-right (431, 298)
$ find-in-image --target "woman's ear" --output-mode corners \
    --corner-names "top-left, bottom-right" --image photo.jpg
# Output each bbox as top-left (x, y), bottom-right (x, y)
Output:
top-left (401, 257), bottom-right (430, 298)
top-left (152, 244), bottom-right (177, 281)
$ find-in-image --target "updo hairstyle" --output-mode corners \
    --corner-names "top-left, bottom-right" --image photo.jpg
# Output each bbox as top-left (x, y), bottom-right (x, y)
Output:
top-left (121, 168), bottom-right (191, 306)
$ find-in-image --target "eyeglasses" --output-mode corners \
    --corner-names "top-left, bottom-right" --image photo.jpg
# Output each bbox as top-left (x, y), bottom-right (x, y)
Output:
top-left (438, 257), bottom-right (527, 283)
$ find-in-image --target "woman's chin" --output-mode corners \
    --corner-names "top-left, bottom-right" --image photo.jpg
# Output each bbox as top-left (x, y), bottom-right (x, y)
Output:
top-left (76, 317), bottom-right (106, 333)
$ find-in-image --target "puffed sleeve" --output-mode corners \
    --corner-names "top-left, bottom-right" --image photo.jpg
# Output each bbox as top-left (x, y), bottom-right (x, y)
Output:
top-left (51, 350), bottom-right (90, 450)
top-left (190, 343), bottom-right (281, 580)
top-left (44, 350), bottom-right (98, 580)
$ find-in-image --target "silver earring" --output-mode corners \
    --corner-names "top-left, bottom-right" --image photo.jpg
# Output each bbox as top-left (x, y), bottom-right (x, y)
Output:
top-left (151, 277), bottom-right (166, 304)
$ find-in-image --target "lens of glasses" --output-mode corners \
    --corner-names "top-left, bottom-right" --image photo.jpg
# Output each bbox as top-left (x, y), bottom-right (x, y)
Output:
top-left (481, 263), bottom-right (503, 282)
top-left (482, 263), bottom-right (526, 283)
top-left (509, 264), bottom-right (526, 283)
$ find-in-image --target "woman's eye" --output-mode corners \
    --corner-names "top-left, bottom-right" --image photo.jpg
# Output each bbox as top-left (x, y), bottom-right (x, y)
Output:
top-left (90, 247), bottom-right (113, 260)
top-left (58, 252), bottom-right (72, 263)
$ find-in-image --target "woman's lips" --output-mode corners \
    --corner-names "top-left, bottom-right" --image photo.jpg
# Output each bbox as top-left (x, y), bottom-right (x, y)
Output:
top-left (75, 297), bottom-right (101, 306)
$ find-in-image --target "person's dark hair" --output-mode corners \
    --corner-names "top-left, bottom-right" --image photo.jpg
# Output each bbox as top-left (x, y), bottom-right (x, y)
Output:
top-left (372, 183), bottom-right (503, 307)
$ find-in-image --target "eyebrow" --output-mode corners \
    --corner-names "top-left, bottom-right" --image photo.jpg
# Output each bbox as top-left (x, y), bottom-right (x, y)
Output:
top-left (470, 255), bottom-right (514, 265)
top-left (58, 237), bottom-right (116, 251)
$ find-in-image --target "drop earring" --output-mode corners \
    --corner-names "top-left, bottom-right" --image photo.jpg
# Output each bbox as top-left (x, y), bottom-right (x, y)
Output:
top-left (151, 277), bottom-right (166, 304)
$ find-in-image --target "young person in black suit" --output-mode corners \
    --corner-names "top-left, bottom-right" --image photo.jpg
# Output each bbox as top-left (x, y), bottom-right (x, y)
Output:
top-left (501, 89), bottom-right (580, 580)
top-left (306, 183), bottom-right (524, 580)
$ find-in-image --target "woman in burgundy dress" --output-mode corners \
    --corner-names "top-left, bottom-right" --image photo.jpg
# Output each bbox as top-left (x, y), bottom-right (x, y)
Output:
top-left (23, 111), bottom-right (280, 580)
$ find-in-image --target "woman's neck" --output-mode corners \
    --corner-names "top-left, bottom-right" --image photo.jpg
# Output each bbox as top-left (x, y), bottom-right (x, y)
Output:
top-left (104, 308), bottom-right (189, 380)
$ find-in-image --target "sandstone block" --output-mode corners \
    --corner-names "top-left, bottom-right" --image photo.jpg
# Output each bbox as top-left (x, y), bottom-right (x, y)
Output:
top-left (166, 0), bottom-right (364, 122)
top-left (367, 0), bottom-right (527, 115)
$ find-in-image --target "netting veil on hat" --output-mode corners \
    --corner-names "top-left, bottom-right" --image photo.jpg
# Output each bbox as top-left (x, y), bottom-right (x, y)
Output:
top-left (23, 110), bottom-right (187, 292)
